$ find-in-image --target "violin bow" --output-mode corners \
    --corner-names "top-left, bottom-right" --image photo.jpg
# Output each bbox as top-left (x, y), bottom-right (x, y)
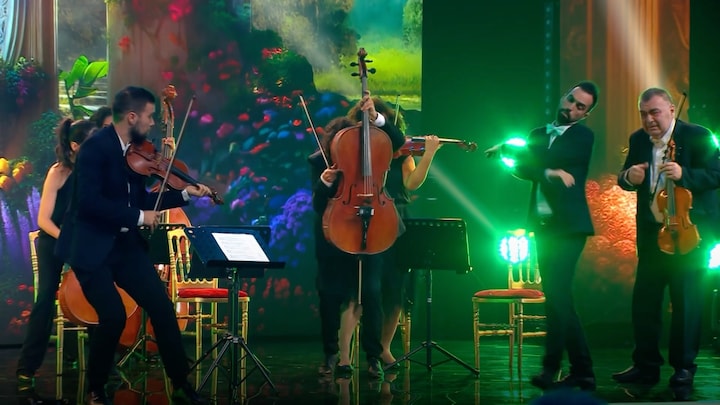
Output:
top-left (393, 94), bottom-right (400, 126)
top-left (153, 94), bottom-right (197, 213)
top-left (299, 94), bottom-right (331, 168)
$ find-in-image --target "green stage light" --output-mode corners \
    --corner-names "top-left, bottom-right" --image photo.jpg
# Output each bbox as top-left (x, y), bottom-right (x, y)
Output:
top-left (709, 243), bottom-right (720, 270)
top-left (712, 133), bottom-right (719, 149)
top-left (499, 230), bottom-right (530, 264)
top-left (499, 137), bottom-right (527, 169)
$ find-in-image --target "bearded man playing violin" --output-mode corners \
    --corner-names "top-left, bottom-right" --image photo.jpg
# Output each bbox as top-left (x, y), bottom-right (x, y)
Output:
top-left (613, 87), bottom-right (720, 401)
top-left (56, 86), bottom-right (210, 405)
top-left (486, 81), bottom-right (600, 391)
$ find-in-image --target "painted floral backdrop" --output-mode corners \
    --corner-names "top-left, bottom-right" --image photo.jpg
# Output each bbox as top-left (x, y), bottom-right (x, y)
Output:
top-left (0, 0), bottom-right (422, 343)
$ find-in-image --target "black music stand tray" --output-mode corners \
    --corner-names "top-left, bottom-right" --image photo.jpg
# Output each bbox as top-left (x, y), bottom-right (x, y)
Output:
top-left (184, 226), bottom-right (284, 403)
top-left (118, 223), bottom-right (187, 368)
top-left (384, 218), bottom-right (478, 375)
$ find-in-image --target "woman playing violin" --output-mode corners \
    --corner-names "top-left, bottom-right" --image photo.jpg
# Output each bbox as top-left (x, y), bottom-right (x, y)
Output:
top-left (16, 118), bottom-right (95, 388)
top-left (348, 97), bottom-right (442, 368)
top-left (55, 86), bottom-right (209, 405)
top-left (309, 93), bottom-right (405, 380)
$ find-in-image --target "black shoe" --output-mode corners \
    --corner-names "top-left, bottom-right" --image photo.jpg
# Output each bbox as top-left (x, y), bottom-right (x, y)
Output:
top-left (335, 364), bottom-right (354, 377)
top-left (318, 354), bottom-right (338, 375)
top-left (612, 365), bottom-right (660, 385)
top-left (671, 385), bottom-right (693, 401)
top-left (171, 383), bottom-right (208, 405)
top-left (86, 390), bottom-right (110, 405)
top-left (555, 374), bottom-right (597, 391)
top-left (669, 368), bottom-right (694, 388)
top-left (368, 358), bottom-right (384, 380)
top-left (530, 371), bottom-right (556, 390)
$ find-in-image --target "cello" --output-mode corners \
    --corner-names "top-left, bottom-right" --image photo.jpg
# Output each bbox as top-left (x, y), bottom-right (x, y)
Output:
top-left (655, 92), bottom-right (700, 255)
top-left (322, 48), bottom-right (399, 255)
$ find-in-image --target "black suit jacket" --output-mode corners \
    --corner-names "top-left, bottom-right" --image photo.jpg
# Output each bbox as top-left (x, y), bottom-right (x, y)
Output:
top-left (514, 123), bottom-right (595, 236)
top-left (56, 126), bottom-right (188, 270)
top-left (618, 120), bottom-right (720, 237)
top-left (309, 118), bottom-right (406, 258)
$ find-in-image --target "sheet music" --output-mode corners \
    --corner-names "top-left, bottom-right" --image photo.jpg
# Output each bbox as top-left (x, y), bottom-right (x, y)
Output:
top-left (211, 233), bottom-right (269, 263)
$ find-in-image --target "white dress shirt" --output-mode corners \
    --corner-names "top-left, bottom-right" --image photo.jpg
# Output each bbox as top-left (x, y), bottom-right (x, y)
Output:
top-left (536, 122), bottom-right (574, 217)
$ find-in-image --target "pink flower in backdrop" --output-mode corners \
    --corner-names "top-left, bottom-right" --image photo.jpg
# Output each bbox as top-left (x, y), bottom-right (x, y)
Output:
top-left (168, 0), bottom-right (192, 21)
top-left (216, 123), bottom-right (234, 138)
top-left (199, 114), bottom-right (213, 125)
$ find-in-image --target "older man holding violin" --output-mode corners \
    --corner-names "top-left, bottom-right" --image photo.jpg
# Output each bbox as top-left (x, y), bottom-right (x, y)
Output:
top-left (614, 87), bottom-right (720, 401)
top-left (56, 86), bottom-right (211, 405)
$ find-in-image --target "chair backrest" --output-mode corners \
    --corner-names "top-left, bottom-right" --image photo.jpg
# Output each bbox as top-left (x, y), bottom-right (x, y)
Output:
top-left (28, 230), bottom-right (40, 301)
top-left (504, 230), bottom-right (542, 291)
top-left (166, 228), bottom-right (216, 299)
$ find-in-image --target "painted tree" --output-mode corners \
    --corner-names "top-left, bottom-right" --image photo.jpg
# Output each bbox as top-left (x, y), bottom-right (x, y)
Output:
top-left (251, 0), bottom-right (356, 70)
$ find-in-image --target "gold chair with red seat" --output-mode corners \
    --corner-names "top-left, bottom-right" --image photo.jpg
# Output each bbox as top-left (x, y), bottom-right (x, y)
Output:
top-left (472, 229), bottom-right (546, 381)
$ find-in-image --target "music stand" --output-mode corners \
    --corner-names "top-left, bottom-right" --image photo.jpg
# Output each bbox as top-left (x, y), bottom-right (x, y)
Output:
top-left (118, 223), bottom-right (187, 367)
top-left (184, 226), bottom-right (285, 403)
top-left (384, 218), bottom-right (478, 375)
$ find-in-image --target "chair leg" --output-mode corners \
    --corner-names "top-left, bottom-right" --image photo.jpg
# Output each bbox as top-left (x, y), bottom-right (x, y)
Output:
top-left (403, 310), bottom-right (411, 355)
top-left (212, 302), bottom-right (219, 400)
top-left (472, 301), bottom-right (480, 370)
top-left (240, 299), bottom-right (248, 401)
top-left (517, 302), bottom-right (524, 382)
top-left (195, 302), bottom-right (203, 364)
top-left (508, 302), bottom-right (514, 378)
top-left (78, 328), bottom-right (86, 372)
top-left (56, 305), bottom-right (64, 376)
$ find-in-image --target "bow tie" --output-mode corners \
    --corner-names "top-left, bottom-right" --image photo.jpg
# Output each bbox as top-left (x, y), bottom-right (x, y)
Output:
top-left (546, 123), bottom-right (565, 137)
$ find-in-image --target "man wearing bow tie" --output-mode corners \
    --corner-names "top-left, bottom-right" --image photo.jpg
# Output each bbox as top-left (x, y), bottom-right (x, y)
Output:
top-left (614, 87), bottom-right (720, 400)
top-left (486, 81), bottom-right (600, 390)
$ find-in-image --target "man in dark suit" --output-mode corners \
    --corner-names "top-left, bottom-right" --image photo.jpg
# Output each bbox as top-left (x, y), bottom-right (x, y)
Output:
top-left (57, 86), bottom-right (211, 405)
top-left (486, 81), bottom-right (599, 391)
top-left (613, 87), bottom-right (720, 400)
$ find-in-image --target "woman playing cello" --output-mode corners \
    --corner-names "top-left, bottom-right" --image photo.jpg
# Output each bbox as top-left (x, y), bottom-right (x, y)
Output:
top-left (309, 85), bottom-right (406, 379)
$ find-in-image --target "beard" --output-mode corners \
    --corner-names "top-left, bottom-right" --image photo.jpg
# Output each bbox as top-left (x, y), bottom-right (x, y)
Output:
top-left (555, 109), bottom-right (571, 125)
top-left (129, 124), bottom-right (148, 145)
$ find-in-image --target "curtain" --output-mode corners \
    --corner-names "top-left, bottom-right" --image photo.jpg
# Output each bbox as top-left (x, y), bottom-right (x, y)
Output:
top-left (0, 0), bottom-right (26, 61)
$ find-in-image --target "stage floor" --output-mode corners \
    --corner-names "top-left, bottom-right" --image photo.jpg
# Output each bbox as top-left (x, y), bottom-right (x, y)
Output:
top-left (0, 337), bottom-right (719, 404)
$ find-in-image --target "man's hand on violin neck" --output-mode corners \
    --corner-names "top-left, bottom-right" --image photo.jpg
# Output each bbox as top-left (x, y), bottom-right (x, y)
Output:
top-left (185, 184), bottom-right (213, 197)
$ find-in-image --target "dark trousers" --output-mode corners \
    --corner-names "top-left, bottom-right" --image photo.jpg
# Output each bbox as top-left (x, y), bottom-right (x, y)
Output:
top-left (316, 254), bottom-right (384, 361)
top-left (73, 233), bottom-right (189, 392)
top-left (535, 232), bottom-right (593, 376)
top-left (632, 225), bottom-right (705, 372)
top-left (17, 235), bottom-right (75, 374)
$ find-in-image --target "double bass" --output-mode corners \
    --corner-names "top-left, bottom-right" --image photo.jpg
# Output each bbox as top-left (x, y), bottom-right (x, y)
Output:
top-left (322, 48), bottom-right (399, 254)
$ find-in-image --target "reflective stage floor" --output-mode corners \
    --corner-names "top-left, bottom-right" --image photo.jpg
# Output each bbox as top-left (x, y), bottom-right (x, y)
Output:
top-left (1, 338), bottom-right (719, 404)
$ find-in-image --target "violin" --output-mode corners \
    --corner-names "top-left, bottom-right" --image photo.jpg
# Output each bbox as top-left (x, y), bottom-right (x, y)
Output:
top-left (125, 137), bottom-right (224, 205)
top-left (656, 92), bottom-right (700, 255)
top-left (396, 136), bottom-right (477, 157)
top-left (322, 48), bottom-right (399, 254)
